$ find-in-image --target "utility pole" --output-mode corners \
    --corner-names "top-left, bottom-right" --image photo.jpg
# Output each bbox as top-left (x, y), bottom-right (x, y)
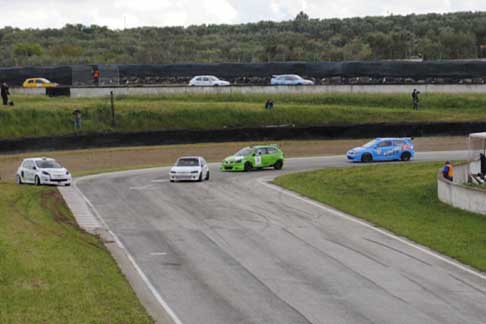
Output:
top-left (110, 91), bottom-right (116, 126)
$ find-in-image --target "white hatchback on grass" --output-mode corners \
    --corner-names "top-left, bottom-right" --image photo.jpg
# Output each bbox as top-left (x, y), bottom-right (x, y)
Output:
top-left (169, 156), bottom-right (210, 182)
top-left (189, 75), bottom-right (230, 87)
top-left (16, 157), bottom-right (72, 186)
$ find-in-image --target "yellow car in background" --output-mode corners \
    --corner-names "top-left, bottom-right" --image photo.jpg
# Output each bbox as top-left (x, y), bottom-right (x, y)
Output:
top-left (22, 78), bottom-right (58, 88)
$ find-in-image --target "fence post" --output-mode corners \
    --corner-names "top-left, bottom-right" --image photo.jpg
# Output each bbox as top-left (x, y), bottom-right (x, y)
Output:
top-left (110, 91), bottom-right (115, 126)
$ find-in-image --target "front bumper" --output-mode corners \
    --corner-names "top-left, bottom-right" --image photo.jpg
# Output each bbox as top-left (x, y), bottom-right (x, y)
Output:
top-left (220, 162), bottom-right (245, 172)
top-left (42, 176), bottom-right (72, 186)
top-left (170, 173), bottom-right (200, 181)
top-left (346, 154), bottom-right (361, 162)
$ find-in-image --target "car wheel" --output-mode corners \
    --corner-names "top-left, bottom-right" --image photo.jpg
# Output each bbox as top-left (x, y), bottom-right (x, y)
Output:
top-left (16, 175), bottom-right (22, 185)
top-left (170, 179), bottom-right (175, 183)
top-left (400, 152), bottom-right (411, 161)
top-left (244, 161), bottom-right (253, 172)
top-left (273, 160), bottom-right (283, 170)
top-left (361, 153), bottom-right (373, 163)
top-left (65, 183), bottom-right (71, 187)
top-left (198, 173), bottom-right (203, 182)
top-left (34, 175), bottom-right (41, 186)
top-left (205, 171), bottom-right (210, 181)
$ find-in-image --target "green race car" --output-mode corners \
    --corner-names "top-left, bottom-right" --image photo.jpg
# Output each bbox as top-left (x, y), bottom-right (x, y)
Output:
top-left (221, 145), bottom-right (284, 172)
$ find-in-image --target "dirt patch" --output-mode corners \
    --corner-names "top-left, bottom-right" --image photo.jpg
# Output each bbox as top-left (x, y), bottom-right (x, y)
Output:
top-left (40, 190), bottom-right (77, 227)
top-left (0, 136), bottom-right (468, 182)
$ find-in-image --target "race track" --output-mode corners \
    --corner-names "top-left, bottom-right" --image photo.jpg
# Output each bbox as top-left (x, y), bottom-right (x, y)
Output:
top-left (77, 152), bottom-right (486, 324)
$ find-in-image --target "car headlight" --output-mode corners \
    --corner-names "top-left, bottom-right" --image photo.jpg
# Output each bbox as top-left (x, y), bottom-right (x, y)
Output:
top-left (66, 171), bottom-right (70, 175)
top-left (235, 158), bottom-right (243, 163)
top-left (170, 170), bottom-right (176, 174)
top-left (42, 171), bottom-right (50, 176)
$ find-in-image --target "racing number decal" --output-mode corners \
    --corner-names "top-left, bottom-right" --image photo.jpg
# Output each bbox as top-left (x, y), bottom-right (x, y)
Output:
top-left (255, 156), bottom-right (262, 166)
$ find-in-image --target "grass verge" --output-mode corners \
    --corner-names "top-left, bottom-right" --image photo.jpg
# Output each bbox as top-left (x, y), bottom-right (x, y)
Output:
top-left (0, 183), bottom-right (153, 323)
top-left (2, 93), bottom-right (486, 139)
top-left (273, 162), bottom-right (486, 272)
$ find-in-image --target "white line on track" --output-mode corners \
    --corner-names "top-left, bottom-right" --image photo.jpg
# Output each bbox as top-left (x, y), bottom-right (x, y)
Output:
top-left (257, 177), bottom-right (486, 281)
top-left (74, 180), bottom-right (184, 324)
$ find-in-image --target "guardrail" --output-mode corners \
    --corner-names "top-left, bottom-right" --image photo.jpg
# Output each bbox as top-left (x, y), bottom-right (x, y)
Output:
top-left (437, 161), bottom-right (486, 216)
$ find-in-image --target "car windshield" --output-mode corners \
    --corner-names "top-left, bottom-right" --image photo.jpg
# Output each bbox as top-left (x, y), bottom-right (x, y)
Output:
top-left (36, 160), bottom-right (62, 168)
top-left (177, 158), bottom-right (199, 166)
top-left (363, 140), bottom-right (378, 148)
top-left (235, 148), bottom-right (253, 156)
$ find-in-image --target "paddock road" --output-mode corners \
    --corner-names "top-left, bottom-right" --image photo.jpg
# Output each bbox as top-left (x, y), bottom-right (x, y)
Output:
top-left (77, 151), bottom-right (486, 324)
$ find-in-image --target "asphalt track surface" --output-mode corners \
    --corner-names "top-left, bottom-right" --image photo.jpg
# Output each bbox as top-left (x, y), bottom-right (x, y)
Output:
top-left (77, 151), bottom-right (486, 324)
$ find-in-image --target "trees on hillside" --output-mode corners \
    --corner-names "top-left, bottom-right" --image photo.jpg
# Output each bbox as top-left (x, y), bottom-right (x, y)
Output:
top-left (1, 11), bottom-right (486, 66)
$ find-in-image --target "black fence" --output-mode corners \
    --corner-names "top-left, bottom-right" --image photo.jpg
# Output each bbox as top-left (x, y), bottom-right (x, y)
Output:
top-left (1, 122), bottom-right (484, 154)
top-left (2, 61), bottom-right (486, 86)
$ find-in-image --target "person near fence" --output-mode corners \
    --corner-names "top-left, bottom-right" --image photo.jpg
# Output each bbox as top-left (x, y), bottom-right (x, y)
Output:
top-left (265, 99), bottom-right (274, 110)
top-left (442, 160), bottom-right (454, 182)
top-left (73, 109), bottom-right (82, 130)
top-left (1, 82), bottom-right (9, 106)
top-left (92, 68), bottom-right (101, 86)
top-left (412, 89), bottom-right (420, 110)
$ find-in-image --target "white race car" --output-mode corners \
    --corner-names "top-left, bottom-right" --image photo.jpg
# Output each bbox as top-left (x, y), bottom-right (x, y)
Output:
top-left (169, 156), bottom-right (210, 182)
top-left (188, 75), bottom-right (230, 87)
top-left (16, 157), bottom-right (72, 186)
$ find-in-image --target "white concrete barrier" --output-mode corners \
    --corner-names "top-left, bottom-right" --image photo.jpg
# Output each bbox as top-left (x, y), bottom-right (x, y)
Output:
top-left (8, 84), bottom-right (486, 98)
top-left (70, 84), bottom-right (486, 98)
top-left (10, 88), bottom-right (44, 96)
top-left (437, 161), bottom-right (486, 215)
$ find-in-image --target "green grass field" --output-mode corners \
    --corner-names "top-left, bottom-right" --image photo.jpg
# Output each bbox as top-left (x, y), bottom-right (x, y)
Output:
top-left (274, 162), bottom-right (486, 272)
top-left (0, 183), bottom-right (153, 323)
top-left (2, 93), bottom-right (486, 139)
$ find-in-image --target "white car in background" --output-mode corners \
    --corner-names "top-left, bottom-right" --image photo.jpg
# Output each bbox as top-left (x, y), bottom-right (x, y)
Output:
top-left (189, 75), bottom-right (230, 87)
top-left (271, 74), bottom-right (314, 86)
top-left (16, 157), bottom-right (72, 186)
top-left (169, 156), bottom-right (210, 182)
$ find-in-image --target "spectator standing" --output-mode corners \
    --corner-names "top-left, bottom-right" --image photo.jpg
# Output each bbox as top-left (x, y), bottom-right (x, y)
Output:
top-left (265, 99), bottom-right (274, 111)
top-left (412, 89), bottom-right (420, 110)
top-left (1, 82), bottom-right (10, 106)
top-left (92, 68), bottom-right (101, 86)
top-left (442, 160), bottom-right (454, 182)
top-left (73, 109), bottom-right (82, 130)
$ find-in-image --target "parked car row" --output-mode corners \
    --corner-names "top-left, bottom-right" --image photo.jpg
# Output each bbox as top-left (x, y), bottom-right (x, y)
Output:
top-left (20, 74), bottom-right (316, 88)
top-left (188, 74), bottom-right (314, 87)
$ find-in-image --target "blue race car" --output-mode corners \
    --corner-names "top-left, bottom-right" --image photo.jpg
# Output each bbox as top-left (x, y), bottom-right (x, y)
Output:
top-left (347, 138), bottom-right (415, 162)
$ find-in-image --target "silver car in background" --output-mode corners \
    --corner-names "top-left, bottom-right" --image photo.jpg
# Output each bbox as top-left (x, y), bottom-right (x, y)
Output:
top-left (271, 74), bottom-right (314, 86)
top-left (189, 75), bottom-right (230, 87)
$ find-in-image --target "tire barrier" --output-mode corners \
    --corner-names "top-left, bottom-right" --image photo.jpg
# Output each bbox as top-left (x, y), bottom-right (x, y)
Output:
top-left (0, 66), bottom-right (72, 86)
top-left (2, 61), bottom-right (486, 87)
top-left (1, 121), bottom-right (485, 154)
